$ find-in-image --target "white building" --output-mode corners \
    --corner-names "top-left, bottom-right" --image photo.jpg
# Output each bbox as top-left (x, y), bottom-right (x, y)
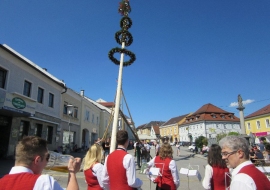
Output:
top-left (0, 44), bottom-right (66, 157)
top-left (179, 103), bottom-right (241, 143)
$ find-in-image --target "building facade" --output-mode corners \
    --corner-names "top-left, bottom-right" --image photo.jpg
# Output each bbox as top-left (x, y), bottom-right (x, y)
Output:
top-left (160, 114), bottom-right (190, 143)
top-left (179, 103), bottom-right (241, 143)
top-left (0, 44), bottom-right (66, 158)
top-left (60, 88), bottom-right (81, 152)
top-left (245, 104), bottom-right (270, 137)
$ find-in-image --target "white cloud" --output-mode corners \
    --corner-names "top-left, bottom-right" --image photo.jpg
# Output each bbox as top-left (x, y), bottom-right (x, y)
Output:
top-left (229, 99), bottom-right (255, 107)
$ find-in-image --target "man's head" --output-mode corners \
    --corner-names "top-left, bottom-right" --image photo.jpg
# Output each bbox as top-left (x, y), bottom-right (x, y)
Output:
top-left (117, 130), bottom-right (129, 148)
top-left (15, 136), bottom-right (49, 174)
top-left (219, 136), bottom-right (249, 169)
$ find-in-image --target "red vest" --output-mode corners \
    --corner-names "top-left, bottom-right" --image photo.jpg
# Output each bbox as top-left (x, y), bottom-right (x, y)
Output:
top-left (154, 156), bottom-right (176, 190)
top-left (107, 149), bottom-right (136, 190)
top-left (84, 164), bottom-right (102, 190)
top-left (211, 166), bottom-right (230, 190)
top-left (238, 164), bottom-right (270, 190)
top-left (0, 173), bottom-right (40, 190)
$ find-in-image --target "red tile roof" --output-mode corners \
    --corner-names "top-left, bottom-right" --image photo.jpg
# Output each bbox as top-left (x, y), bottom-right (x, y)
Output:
top-left (153, 125), bottom-right (160, 135)
top-left (183, 103), bottom-right (239, 124)
top-left (245, 104), bottom-right (270, 119)
top-left (98, 102), bottom-right (115, 107)
top-left (162, 114), bottom-right (189, 126)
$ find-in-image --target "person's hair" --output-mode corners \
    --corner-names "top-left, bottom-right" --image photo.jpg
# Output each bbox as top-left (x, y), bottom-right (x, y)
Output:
top-left (83, 143), bottom-right (102, 170)
top-left (159, 143), bottom-right (173, 160)
top-left (161, 136), bottom-right (169, 144)
top-left (207, 144), bottom-right (227, 168)
top-left (15, 136), bottom-right (48, 166)
top-left (219, 136), bottom-right (249, 159)
top-left (116, 130), bottom-right (128, 145)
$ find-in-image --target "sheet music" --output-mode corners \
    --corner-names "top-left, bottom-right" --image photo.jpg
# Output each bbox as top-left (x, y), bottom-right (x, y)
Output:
top-left (149, 167), bottom-right (160, 176)
top-left (179, 168), bottom-right (189, 175)
top-left (179, 167), bottom-right (202, 181)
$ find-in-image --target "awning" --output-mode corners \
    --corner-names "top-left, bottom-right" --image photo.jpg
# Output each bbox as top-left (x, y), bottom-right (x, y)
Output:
top-left (138, 134), bottom-right (156, 140)
top-left (255, 132), bottom-right (269, 137)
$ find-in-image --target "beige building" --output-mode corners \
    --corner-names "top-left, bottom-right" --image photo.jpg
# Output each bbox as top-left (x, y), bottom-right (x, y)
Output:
top-left (60, 88), bottom-right (81, 152)
top-left (159, 114), bottom-right (190, 143)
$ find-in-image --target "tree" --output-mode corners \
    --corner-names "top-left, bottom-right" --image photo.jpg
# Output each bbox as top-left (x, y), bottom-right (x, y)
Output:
top-left (216, 131), bottom-right (240, 143)
top-left (195, 136), bottom-right (208, 149)
top-left (216, 133), bottom-right (227, 142)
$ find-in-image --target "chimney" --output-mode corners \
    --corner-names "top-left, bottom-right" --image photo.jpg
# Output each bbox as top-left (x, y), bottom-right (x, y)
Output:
top-left (43, 68), bottom-right (47, 71)
top-left (80, 90), bottom-right (84, 97)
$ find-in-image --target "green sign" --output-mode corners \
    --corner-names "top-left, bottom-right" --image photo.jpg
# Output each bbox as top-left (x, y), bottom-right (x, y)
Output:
top-left (12, 97), bottom-right (26, 109)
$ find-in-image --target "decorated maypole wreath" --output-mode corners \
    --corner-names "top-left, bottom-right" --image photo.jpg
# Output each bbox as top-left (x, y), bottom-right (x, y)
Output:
top-left (109, 0), bottom-right (136, 153)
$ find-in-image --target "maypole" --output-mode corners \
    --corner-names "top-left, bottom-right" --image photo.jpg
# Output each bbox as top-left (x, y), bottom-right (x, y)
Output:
top-left (108, 0), bottom-right (136, 153)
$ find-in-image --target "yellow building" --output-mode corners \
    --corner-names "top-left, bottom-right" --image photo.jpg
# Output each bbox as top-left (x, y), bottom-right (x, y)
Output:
top-left (245, 104), bottom-right (270, 137)
top-left (160, 114), bottom-right (190, 143)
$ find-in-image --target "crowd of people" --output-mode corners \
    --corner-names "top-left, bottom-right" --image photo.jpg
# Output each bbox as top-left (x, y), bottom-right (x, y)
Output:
top-left (1, 133), bottom-right (270, 190)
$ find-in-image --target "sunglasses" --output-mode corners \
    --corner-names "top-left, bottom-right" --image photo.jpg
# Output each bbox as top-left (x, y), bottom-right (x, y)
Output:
top-left (46, 153), bottom-right (50, 162)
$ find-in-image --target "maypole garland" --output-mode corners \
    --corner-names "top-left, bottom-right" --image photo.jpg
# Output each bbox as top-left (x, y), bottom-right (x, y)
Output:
top-left (108, 0), bottom-right (136, 66)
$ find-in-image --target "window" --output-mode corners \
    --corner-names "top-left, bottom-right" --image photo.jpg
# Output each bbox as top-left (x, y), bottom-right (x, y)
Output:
top-left (85, 110), bottom-right (90, 121)
top-left (0, 67), bottom-right (7, 89)
top-left (46, 126), bottom-right (53, 144)
top-left (37, 87), bottom-right (44, 103)
top-left (74, 107), bottom-right (78, 118)
top-left (96, 116), bottom-right (99, 125)
top-left (35, 124), bottom-right (43, 137)
top-left (48, 93), bottom-right (54, 107)
top-left (174, 127), bottom-right (177, 134)
top-left (23, 80), bottom-right (32, 97)
top-left (92, 114), bottom-right (94, 123)
top-left (63, 103), bottom-right (68, 114)
top-left (256, 121), bottom-right (261, 129)
top-left (247, 123), bottom-right (251, 130)
top-left (19, 121), bottom-right (30, 140)
top-left (266, 119), bottom-right (270, 128)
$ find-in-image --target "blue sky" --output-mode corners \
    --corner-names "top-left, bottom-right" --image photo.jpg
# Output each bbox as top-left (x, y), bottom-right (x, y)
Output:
top-left (1, 0), bottom-right (270, 126)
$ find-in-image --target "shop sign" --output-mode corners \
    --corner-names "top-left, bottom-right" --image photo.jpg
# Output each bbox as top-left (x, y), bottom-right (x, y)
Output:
top-left (2, 93), bottom-right (35, 115)
top-left (12, 97), bottom-right (26, 109)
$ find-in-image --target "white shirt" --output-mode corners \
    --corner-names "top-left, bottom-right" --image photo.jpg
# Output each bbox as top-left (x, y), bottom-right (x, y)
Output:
top-left (202, 164), bottom-right (213, 189)
top-left (230, 161), bottom-right (256, 190)
top-left (86, 163), bottom-right (108, 190)
top-left (147, 156), bottom-right (180, 188)
top-left (144, 143), bottom-right (150, 151)
top-left (9, 166), bottom-right (64, 190)
top-left (101, 149), bottom-right (143, 189)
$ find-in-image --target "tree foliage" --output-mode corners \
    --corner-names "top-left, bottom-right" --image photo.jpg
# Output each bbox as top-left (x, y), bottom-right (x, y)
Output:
top-left (195, 136), bottom-right (208, 149)
top-left (216, 132), bottom-right (240, 143)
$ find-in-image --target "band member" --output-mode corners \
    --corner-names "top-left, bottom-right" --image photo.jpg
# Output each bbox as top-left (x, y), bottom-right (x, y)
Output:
top-left (101, 130), bottom-right (143, 189)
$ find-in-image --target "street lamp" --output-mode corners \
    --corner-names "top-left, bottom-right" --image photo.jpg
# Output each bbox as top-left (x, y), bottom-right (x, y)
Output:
top-left (67, 104), bottom-right (74, 153)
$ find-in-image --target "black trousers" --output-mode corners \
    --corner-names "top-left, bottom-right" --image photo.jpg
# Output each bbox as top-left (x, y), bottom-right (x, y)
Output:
top-left (156, 185), bottom-right (164, 190)
top-left (137, 154), bottom-right (141, 168)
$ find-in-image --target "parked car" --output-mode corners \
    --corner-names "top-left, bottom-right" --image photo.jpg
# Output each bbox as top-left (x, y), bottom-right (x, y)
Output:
top-left (188, 144), bottom-right (196, 152)
top-left (181, 142), bottom-right (190, 146)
